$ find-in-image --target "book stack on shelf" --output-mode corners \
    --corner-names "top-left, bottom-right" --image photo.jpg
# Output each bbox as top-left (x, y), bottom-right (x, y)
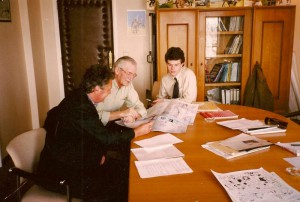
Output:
top-left (221, 88), bottom-right (240, 104)
top-left (225, 35), bottom-right (243, 54)
top-left (208, 62), bottom-right (240, 83)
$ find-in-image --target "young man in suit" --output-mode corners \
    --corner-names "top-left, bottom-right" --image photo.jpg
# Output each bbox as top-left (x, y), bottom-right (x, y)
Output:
top-left (37, 64), bottom-right (153, 201)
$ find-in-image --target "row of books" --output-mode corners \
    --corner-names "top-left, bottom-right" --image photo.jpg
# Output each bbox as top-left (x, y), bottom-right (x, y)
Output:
top-left (221, 88), bottom-right (240, 105)
top-left (206, 87), bottom-right (240, 105)
top-left (224, 34), bottom-right (243, 54)
top-left (218, 16), bottom-right (244, 32)
top-left (208, 62), bottom-right (241, 83)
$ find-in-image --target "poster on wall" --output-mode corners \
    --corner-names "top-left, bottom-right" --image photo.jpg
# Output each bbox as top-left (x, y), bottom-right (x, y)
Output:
top-left (0, 0), bottom-right (11, 22)
top-left (127, 10), bottom-right (146, 36)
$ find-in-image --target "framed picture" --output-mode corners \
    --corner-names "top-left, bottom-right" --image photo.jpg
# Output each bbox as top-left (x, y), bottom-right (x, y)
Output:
top-left (0, 0), bottom-right (11, 22)
top-left (127, 10), bottom-right (146, 36)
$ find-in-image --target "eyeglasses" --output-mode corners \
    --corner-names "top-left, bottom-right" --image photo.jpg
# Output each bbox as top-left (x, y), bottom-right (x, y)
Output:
top-left (120, 67), bottom-right (137, 78)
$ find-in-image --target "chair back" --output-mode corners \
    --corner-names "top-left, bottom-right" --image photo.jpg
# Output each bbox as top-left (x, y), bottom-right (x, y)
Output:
top-left (6, 128), bottom-right (46, 173)
top-left (152, 81), bottom-right (160, 100)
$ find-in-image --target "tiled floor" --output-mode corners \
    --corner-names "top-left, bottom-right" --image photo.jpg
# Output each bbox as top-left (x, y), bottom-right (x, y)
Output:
top-left (0, 156), bottom-right (17, 201)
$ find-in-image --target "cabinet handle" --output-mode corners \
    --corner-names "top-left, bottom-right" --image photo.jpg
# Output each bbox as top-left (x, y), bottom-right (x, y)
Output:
top-left (200, 62), bottom-right (203, 66)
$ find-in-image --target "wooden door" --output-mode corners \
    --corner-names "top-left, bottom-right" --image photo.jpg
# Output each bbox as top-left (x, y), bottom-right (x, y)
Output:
top-left (156, 9), bottom-right (197, 81)
top-left (57, 0), bottom-right (114, 96)
top-left (251, 6), bottom-right (295, 113)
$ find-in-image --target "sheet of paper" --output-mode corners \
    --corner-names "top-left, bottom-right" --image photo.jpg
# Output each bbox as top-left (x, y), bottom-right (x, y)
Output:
top-left (220, 133), bottom-right (272, 151)
top-left (161, 100), bottom-right (198, 125)
top-left (134, 133), bottom-right (183, 148)
top-left (152, 116), bottom-right (187, 133)
top-left (284, 157), bottom-right (300, 168)
top-left (131, 144), bottom-right (184, 161)
top-left (134, 157), bottom-right (193, 178)
top-left (212, 168), bottom-right (300, 202)
top-left (277, 142), bottom-right (300, 156)
top-left (217, 118), bottom-right (265, 130)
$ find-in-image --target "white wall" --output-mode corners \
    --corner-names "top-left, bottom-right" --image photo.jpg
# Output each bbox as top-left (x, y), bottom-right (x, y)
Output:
top-left (113, 0), bottom-right (152, 104)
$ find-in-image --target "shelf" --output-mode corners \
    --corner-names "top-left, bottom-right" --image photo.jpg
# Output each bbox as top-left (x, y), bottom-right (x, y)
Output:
top-left (205, 82), bottom-right (241, 87)
top-left (218, 31), bottom-right (243, 35)
top-left (206, 54), bottom-right (242, 58)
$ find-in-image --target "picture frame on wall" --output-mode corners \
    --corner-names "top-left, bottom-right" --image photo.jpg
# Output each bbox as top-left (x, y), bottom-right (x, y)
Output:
top-left (0, 0), bottom-right (11, 22)
top-left (127, 10), bottom-right (146, 36)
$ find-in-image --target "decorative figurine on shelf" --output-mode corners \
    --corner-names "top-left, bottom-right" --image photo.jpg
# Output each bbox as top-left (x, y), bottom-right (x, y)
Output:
top-left (222, 0), bottom-right (241, 7)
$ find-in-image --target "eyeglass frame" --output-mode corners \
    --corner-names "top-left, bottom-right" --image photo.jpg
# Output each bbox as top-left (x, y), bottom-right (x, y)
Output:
top-left (119, 67), bottom-right (137, 78)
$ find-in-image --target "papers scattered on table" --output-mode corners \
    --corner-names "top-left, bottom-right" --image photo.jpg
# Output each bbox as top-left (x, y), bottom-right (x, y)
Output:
top-left (134, 133), bottom-right (183, 148)
top-left (276, 142), bottom-right (300, 156)
top-left (117, 99), bottom-right (198, 133)
top-left (217, 118), bottom-right (287, 135)
top-left (135, 157), bottom-right (193, 179)
top-left (212, 168), bottom-right (300, 202)
top-left (202, 133), bottom-right (272, 159)
top-left (131, 144), bottom-right (184, 161)
top-left (200, 110), bottom-right (238, 120)
top-left (132, 133), bottom-right (193, 178)
top-left (284, 157), bottom-right (300, 168)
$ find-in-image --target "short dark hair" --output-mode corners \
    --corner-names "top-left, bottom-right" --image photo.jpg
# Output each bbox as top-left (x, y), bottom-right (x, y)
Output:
top-left (165, 47), bottom-right (185, 63)
top-left (81, 64), bottom-right (114, 93)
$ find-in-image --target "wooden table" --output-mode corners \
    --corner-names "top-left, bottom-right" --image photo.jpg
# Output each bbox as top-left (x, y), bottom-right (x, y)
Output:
top-left (129, 105), bottom-right (300, 202)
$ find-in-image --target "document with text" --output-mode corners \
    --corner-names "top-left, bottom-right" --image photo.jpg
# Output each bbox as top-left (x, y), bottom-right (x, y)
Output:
top-left (135, 157), bottom-right (193, 179)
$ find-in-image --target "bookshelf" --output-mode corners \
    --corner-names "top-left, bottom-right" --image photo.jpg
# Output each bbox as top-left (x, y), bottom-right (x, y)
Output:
top-left (198, 8), bottom-right (252, 105)
top-left (156, 6), bottom-right (295, 112)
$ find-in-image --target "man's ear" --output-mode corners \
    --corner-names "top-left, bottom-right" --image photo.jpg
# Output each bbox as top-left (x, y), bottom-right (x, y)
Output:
top-left (114, 67), bottom-right (121, 75)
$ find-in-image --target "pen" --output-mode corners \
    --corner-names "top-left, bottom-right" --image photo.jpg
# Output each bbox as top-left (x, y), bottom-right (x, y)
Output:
top-left (291, 144), bottom-right (300, 146)
top-left (247, 126), bottom-right (271, 131)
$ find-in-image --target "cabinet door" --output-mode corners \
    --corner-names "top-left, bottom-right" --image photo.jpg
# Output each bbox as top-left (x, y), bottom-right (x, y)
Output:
top-left (198, 8), bottom-right (252, 103)
top-left (252, 6), bottom-right (295, 113)
top-left (157, 9), bottom-right (197, 81)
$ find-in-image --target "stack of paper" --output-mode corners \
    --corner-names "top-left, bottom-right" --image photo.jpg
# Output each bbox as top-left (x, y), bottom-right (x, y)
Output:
top-left (132, 133), bottom-right (193, 178)
top-left (217, 118), bottom-right (287, 135)
top-left (202, 133), bottom-right (272, 159)
top-left (212, 168), bottom-right (300, 201)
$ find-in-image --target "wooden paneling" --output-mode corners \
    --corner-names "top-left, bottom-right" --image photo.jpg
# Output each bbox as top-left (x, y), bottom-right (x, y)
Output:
top-left (157, 9), bottom-right (197, 80)
top-left (252, 6), bottom-right (296, 113)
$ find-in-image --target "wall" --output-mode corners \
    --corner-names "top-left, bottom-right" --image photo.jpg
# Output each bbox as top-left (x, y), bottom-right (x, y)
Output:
top-left (0, 0), bottom-right (33, 157)
top-left (113, 0), bottom-right (152, 103)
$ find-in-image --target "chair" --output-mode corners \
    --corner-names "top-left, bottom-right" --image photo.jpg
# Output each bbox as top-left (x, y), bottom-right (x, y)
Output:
top-left (5, 128), bottom-right (82, 202)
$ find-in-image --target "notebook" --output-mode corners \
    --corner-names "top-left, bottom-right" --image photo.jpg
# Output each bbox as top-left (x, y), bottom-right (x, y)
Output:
top-left (200, 110), bottom-right (238, 120)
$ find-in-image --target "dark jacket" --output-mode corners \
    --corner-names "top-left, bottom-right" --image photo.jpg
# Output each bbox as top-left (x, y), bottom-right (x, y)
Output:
top-left (37, 88), bottom-right (135, 197)
top-left (243, 62), bottom-right (274, 111)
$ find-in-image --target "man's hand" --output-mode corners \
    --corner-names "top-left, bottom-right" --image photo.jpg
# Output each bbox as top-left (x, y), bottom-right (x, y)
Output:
top-left (134, 121), bottom-right (154, 138)
top-left (121, 108), bottom-right (139, 123)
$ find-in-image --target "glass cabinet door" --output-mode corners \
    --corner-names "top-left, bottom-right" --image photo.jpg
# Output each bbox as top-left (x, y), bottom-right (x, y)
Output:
top-left (198, 8), bottom-right (252, 105)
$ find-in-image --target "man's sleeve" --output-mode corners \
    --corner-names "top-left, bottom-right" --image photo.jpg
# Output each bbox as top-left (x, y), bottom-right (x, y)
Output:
top-left (125, 85), bottom-right (147, 118)
top-left (97, 107), bottom-right (111, 126)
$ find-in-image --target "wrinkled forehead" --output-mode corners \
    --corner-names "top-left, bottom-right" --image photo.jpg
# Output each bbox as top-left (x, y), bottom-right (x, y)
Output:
top-left (119, 61), bottom-right (137, 73)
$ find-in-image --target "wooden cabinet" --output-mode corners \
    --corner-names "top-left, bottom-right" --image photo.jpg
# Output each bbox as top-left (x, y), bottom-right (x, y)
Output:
top-left (251, 6), bottom-right (295, 113)
top-left (156, 9), bottom-right (197, 79)
top-left (156, 6), bottom-right (295, 113)
top-left (198, 8), bottom-right (252, 104)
